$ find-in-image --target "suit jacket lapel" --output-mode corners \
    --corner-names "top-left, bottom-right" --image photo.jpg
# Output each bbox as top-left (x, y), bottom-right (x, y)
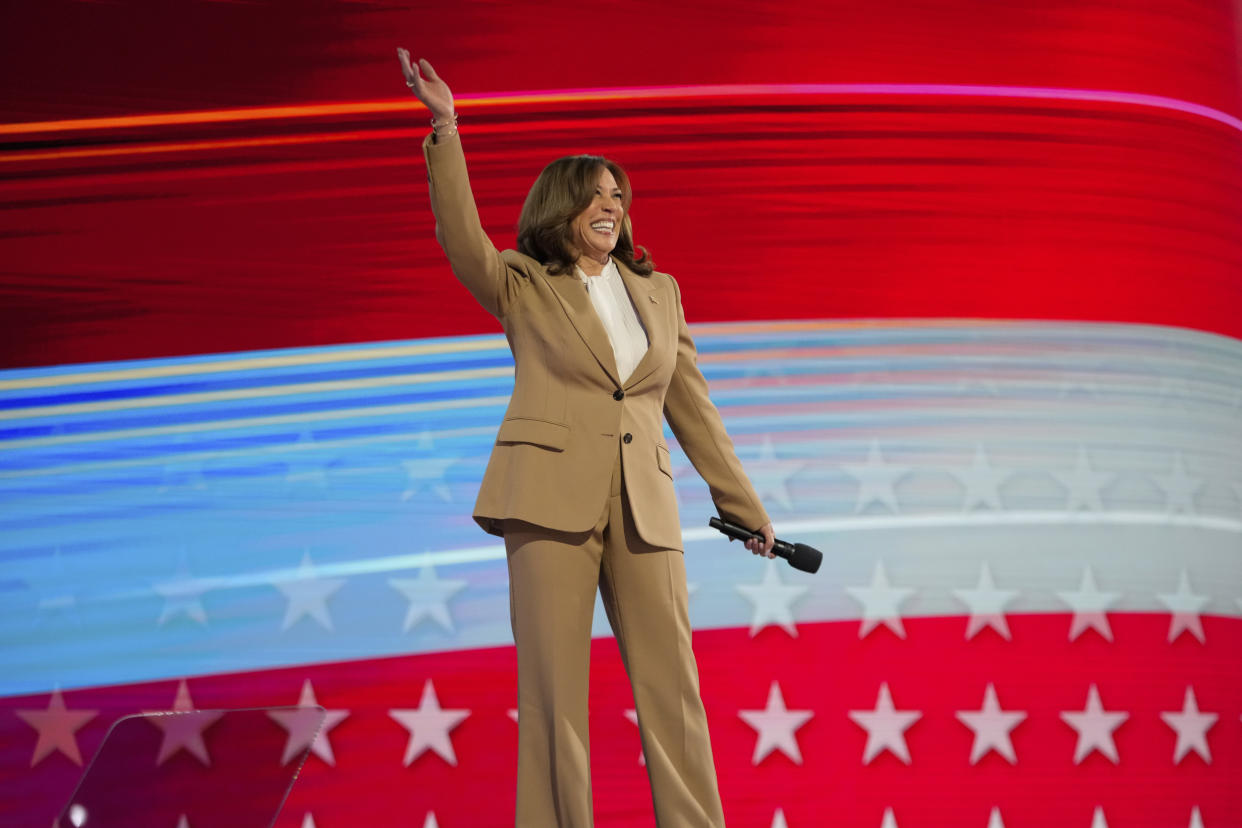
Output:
top-left (617, 260), bottom-right (664, 390)
top-left (545, 267), bottom-right (621, 386)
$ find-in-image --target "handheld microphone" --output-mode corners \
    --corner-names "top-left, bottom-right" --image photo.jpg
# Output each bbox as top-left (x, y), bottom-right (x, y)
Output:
top-left (708, 517), bottom-right (823, 574)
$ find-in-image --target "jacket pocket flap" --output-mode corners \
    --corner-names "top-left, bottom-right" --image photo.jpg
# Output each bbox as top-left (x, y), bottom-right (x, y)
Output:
top-left (656, 444), bottom-right (673, 477)
top-left (496, 417), bottom-right (569, 451)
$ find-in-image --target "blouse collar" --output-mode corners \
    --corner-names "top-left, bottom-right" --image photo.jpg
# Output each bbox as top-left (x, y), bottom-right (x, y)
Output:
top-left (575, 257), bottom-right (618, 284)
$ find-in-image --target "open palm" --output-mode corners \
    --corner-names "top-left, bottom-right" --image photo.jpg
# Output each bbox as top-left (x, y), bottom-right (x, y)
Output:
top-left (396, 49), bottom-right (454, 120)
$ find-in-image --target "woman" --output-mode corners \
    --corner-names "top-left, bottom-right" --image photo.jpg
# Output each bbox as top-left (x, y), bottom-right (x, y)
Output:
top-left (397, 50), bottom-right (776, 827)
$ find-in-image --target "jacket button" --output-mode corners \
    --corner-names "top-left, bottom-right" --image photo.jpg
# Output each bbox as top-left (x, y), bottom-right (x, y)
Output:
top-left (613, 389), bottom-right (624, 401)
top-left (622, 433), bottom-right (633, 444)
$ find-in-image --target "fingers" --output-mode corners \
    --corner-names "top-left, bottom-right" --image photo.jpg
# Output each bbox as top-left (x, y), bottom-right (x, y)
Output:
top-left (748, 523), bottom-right (775, 559)
top-left (396, 47), bottom-right (415, 78)
top-left (745, 537), bottom-right (775, 558)
top-left (395, 49), bottom-right (432, 85)
top-left (396, 48), bottom-right (420, 90)
top-left (741, 524), bottom-right (777, 560)
top-left (419, 57), bottom-right (441, 82)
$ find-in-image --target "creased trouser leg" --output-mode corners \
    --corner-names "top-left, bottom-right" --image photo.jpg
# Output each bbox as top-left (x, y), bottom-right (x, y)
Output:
top-left (597, 458), bottom-right (726, 828)
top-left (505, 514), bottom-right (604, 828)
top-left (503, 452), bottom-right (725, 827)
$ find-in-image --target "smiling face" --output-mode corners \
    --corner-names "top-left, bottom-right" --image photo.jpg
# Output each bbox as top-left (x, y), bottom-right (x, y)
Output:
top-left (568, 166), bottom-right (624, 269)
top-left (516, 153), bottom-right (648, 277)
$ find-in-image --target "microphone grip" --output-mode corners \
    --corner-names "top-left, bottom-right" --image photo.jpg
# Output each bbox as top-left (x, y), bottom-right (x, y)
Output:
top-left (708, 516), bottom-right (757, 543)
top-left (708, 517), bottom-right (823, 574)
top-left (709, 517), bottom-right (789, 553)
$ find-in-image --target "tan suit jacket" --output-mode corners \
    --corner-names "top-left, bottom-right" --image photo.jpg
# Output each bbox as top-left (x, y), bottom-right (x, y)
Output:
top-left (423, 131), bottom-right (769, 549)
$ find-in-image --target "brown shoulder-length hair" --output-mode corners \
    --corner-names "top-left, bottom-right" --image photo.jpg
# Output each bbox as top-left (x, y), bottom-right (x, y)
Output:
top-left (516, 154), bottom-right (653, 276)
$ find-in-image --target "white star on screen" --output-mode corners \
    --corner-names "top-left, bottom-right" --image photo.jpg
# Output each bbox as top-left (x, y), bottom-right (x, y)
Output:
top-left (624, 709), bottom-right (644, 765)
top-left (770, 808), bottom-right (789, 828)
top-left (1152, 452), bottom-right (1203, 513)
top-left (388, 565), bottom-right (468, 633)
top-left (1059, 447), bottom-right (1114, 512)
top-left (737, 681), bottom-right (813, 765)
top-left (15, 688), bottom-right (98, 767)
top-left (954, 683), bottom-right (1026, 764)
top-left (423, 813), bottom-right (440, 828)
top-left (399, 432), bottom-right (456, 502)
top-left (880, 806), bottom-right (899, 828)
top-left (736, 558), bottom-right (809, 638)
top-left (842, 440), bottom-right (910, 513)
top-left (146, 679), bottom-right (224, 766)
top-left (847, 682), bottom-right (922, 765)
top-left (389, 679), bottom-right (470, 767)
top-left (952, 444), bottom-right (1007, 510)
top-left (1056, 566), bottom-right (1119, 642)
top-left (951, 561), bottom-right (1018, 641)
top-left (746, 434), bottom-right (806, 511)
top-left (1059, 684), bottom-right (1128, 765)
top-left (1157, 569), bottom-right (1209, 644)
top-left (268, 679), bottom-right (350, 766)
top-left (175, 815), bottom-right (192, 828)
top-left (274, 551), bottom-right (347, 632)
top-left (1188, 806), bottom-right (1205, 828)
top-left (1090, 806), bottom-right (1110, 828)
top-left (1159, 686), bottom-right (1217, 764)
top-left (153, 558), bottom-right (210, 626)
top-left (845, 561), bottom-right (914, 639)
top-left (986, 807), bottom-right (1006, 828)
top-left (300, 814), bottom-right (317, 828)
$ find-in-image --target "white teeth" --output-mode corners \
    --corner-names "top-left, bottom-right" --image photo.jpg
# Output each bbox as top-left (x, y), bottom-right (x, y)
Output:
top-left (590, 221), bottom-right (614, 233)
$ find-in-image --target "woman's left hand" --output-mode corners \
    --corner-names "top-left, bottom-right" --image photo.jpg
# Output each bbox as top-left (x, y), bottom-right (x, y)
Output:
top-left (396, 50), bottom-right (455, 122)
top-left (745, 523), bottom-right (776, 558)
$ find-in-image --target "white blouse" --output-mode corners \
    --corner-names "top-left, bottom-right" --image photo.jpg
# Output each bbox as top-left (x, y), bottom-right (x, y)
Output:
top-left (576, 258), bottom-right (649, 384)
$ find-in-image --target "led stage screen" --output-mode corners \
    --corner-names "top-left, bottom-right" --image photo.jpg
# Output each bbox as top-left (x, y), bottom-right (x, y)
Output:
top-left (2, 1), bottom-right (1241, 826)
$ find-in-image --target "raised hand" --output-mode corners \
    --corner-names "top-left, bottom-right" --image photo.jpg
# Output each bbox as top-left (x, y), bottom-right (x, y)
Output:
top-left (396, 49), bottom-right (455, 122)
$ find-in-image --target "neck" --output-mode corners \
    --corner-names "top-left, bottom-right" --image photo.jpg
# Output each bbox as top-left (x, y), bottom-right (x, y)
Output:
top-left (576, 254), bottom-right (609, 277)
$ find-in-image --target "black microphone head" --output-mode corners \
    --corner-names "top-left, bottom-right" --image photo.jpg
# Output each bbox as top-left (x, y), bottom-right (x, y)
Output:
top-left (788, 543), bottom-right (823, 574)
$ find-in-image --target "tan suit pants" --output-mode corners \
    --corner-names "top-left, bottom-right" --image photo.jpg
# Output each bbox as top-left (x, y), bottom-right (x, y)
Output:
top-left (503, 453), bottom-right (726, 827)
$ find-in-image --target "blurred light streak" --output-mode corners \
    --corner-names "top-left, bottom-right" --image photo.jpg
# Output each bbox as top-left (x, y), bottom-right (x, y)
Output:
top-left (2, 82), bottom-right (1239, 165)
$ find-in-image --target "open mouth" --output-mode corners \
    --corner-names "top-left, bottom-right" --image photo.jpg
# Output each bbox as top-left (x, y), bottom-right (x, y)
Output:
top-left (590, 220), bottom-right (615, 235)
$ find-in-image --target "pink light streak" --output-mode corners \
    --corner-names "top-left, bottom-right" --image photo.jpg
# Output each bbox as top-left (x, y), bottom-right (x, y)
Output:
top-left (3, 83), bottom-right (1239, 137)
